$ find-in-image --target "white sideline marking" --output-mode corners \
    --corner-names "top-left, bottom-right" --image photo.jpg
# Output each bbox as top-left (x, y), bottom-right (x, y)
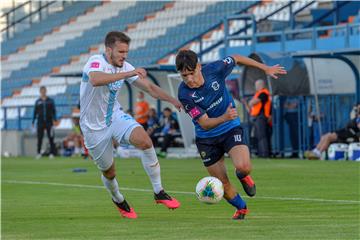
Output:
top-left (3, 180), bottom-right (360, 204)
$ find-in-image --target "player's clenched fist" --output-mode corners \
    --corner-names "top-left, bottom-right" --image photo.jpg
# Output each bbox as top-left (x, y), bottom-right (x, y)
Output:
top-left (134, 68), bottom-right (147, 78)
top-left (223, 103), bottom-right (238, 121)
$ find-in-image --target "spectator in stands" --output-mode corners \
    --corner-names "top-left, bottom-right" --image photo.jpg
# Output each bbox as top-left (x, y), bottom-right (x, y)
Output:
top-left (62, 112), bottom-right (84, 157)
top-left (156, 107), bottom-right (180, 158)
top-left (305, 103), bottom-right (360, 160)
top-left (147, 108), bottom-right (160, 146)
top-left (243, 79), bottom-right (272, 158)
top-left (308, 97), bottom-right (327, 148)
top-left (283, 96), bottom-right (300, 158)
top-left (135, 91), bottom-right (149, 130)
top-left (32, 86), bottom-right (57, 159)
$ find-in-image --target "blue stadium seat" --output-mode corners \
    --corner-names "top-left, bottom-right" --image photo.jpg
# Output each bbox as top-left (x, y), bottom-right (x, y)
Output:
top-left (1, 1), bottom-right (101, 56)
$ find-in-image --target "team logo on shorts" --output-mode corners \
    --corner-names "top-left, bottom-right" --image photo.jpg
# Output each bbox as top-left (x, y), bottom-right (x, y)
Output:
top-left (201, 151), bottom-right (207, 158)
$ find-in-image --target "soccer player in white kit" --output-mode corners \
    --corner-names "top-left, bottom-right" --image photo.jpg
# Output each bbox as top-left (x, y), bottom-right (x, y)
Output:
top-left (80, 31), bottom-right (181, 219)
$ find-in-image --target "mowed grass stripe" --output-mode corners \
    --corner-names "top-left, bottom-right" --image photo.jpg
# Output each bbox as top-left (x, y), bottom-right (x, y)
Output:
top-left (3, 179), bottom-right (360, 204)
top-left (2, 157), bottom-right (359, 240)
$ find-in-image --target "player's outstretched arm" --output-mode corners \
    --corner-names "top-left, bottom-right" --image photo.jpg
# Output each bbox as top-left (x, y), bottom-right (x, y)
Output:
top-left (231, 55), bottom-right (287, 79)
top-left (197, 104), bottom-right (238, 130)
top-left (89, 70), bottom-right (141, 86)
top-left (132, 77), bottom-right (183, 111)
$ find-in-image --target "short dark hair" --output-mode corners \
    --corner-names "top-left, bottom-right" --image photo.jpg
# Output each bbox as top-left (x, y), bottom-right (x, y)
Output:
top-left (175, 49), bottom-right (198, 72)
top-left (40, 86), bottom-right (46, 91)
top-left (105, 31), bottom-right (131, 48)
top-left (163, 107), bottom-right (172, 112)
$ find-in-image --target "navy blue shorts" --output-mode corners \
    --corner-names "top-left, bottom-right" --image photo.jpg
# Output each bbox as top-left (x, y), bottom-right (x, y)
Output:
top-left (195, 126), bottom-right (246, 167)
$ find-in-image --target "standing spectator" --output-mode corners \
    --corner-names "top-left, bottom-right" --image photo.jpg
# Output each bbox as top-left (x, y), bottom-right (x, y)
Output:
top-left (156, 108), bottom-right (180, 157)
top-left (283, 96), bottom-right (300, 158)
top-left (135, 91), bottom-right (149, 130)
top-left (32, 86), bottom-right (57, 159)
top-left (245, 79), bottom-right (272, 158)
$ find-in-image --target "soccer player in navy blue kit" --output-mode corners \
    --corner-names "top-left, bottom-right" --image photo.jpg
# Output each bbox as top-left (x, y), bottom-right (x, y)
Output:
top-left (176, 50), bottom-right (286, 220)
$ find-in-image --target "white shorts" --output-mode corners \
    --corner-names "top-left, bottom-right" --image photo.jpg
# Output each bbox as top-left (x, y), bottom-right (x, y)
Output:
top-left (82, 113), bottom-right (141, 171)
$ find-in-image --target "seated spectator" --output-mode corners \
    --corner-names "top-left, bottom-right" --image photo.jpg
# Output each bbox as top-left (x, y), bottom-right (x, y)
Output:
top-left (63, 112), bottom-right (88, 158)
top-left (155, 107), bottom-right (181, 157)
top-left (305, 104), bottom-right (360, 159)
top-left (147, 108), bottom-right (160, 146)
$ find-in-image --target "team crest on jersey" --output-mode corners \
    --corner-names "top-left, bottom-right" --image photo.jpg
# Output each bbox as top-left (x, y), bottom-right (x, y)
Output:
top-left (190, 91), bottom-right (204, 103)
top-left (211, 81), bottom-right (220, 91)
top-left (222, 57), bottom-right (233, 65)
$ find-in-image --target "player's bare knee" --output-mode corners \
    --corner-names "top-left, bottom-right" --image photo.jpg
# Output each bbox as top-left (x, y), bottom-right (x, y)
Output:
top-left (138, 139), bottom-right (153, 150)
top-left (103, 167), bottom-right (116, 179)
top-left (235, 162), bottom-right (252, 175)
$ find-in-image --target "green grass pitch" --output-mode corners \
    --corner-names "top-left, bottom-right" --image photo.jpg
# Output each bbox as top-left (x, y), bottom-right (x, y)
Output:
top-left (2, 156), bottom-right (359, 240)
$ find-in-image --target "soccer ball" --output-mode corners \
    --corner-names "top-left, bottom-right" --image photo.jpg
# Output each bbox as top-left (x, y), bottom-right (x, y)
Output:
top-left (195, 176), bottom-right (224, 204)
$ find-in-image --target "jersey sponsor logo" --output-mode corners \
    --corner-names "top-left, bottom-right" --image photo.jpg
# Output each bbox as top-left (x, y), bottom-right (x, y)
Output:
top-left (108, 80), bottom-right (123, 90)
top-left (190, 91), bottom-right (204, 103)
top-left (211, 81), bottom-right (220, 91)
top-left (189, 107), bottom-right (201, 119)
top-left (90, 62), bottom-right (100, 68)
top-left (223, 57), bottom-right (233, 65)
top-left (234, 134), bottom-right (242, 142)
top-left (206, 96), bottom-right (223, 111)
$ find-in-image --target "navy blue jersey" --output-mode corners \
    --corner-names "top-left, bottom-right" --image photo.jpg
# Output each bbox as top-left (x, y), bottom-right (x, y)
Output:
top-left (178, 56), bottom-right (240, 138)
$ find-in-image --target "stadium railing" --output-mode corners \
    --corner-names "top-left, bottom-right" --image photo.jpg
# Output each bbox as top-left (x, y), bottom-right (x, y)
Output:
top-left (2, 103), bottom-right (78, 130)
top-left (223, 22), bottom-right (360, 55)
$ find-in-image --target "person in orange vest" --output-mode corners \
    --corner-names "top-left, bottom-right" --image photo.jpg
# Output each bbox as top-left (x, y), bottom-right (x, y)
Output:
top-left (245, 79), bottom-right (272, 158)
top-left (135, 91), bottom-right (150, 130)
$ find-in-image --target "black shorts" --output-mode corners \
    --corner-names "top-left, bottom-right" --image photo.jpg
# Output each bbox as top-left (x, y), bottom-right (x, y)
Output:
top-left (195, 126), bottom-right (246, 167)
top-left (335, 128), bottom-right (357, 143)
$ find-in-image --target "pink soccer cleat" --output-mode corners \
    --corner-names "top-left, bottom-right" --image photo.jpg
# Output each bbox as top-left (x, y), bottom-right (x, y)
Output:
top-left (232, 208), bottom-right (249, 220)
top-left (112, 199), bottom-right (137, 219)
top-left (154, 190), bottom-right (181, 209)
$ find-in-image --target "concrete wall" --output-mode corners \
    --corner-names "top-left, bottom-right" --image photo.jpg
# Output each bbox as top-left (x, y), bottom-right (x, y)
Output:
top-left (1, 130), bottom-right (24, 157)
top-left (2, 130), bottom-right (69, 157)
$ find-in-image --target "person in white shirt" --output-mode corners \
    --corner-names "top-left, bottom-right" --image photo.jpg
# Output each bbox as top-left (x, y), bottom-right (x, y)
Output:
top-left (80, 31), bottom-right (182, 219)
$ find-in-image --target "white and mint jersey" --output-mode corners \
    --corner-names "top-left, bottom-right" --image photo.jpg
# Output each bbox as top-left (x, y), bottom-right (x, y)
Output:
top-left (80, 54), bottom-right (138, 130)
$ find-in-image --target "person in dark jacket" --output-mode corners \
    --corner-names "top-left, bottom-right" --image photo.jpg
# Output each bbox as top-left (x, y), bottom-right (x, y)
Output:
top-left (32, 86), bottom-right (57, 159)
top-left (305, 105), bottom-right (360, 160)
top-left (156, 107), bottom-right (180, 157)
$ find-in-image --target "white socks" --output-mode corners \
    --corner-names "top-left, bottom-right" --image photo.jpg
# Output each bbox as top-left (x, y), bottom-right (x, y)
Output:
top-left (101, 175), bottom-right (124, 203)
top-left (141, 147), bottom-right (163, 194)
